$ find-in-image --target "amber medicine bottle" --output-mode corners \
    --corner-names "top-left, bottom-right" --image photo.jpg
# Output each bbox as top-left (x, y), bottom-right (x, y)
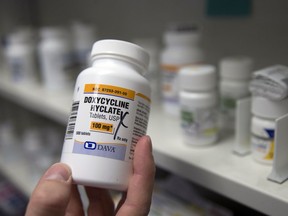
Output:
top-left (61, 39), bottom-right (151, 190)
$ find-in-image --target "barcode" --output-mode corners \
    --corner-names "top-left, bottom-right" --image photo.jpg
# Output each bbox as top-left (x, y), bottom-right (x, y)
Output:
top-left (65, 101), bottom-right (79, 140)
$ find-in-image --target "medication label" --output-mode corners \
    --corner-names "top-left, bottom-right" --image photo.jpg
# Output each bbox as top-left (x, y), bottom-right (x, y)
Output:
top-left (181, 107), bottom-right (218, 137)
top-left (65, 83), bottom-right (150, 162)
top-left (252, 129), bottom-right (274, 162)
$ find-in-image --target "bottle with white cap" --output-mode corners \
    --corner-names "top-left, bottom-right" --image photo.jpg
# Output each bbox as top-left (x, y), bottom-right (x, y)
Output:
top-left (5, 27), bottom-right (38, 83)
top-left (251, 96), bottom-right (288, 165)
top-left (61, 39), bottom-right (151, 190)
top-left (133, 38), bottom-right (160, 103)
top-left (71, 21), bottom-right (97, 69)
top-left (38, 27), bottom-right (74, 91)
top-left (161, 23), bottom-right (204, 115)
top-left (219, 56), bottom-right (253, 130)
top-left (179, 65), bottom-right (219, 146)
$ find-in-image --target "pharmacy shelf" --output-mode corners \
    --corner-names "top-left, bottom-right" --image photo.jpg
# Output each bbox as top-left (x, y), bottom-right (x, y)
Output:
top-left (0, 76), bottom-right (73, 124)
top-left (0, 149), bottom-right (38, 195)
top-left (1, 76), bottom-right (288, 215)
top-left (149, 107), bottom-right (288, 216)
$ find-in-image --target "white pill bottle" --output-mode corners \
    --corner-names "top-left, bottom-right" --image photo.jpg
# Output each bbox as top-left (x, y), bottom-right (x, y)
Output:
top-left (38, 27), bottom-right (74, 91)
top-left (219, 56), bottom-right (253, 130)
top-left (71, 21), bottom-right (97, 69)
top-left (179, 65), bottom-right (219, 146)
top-left (61, 39), bottom-right (151, 190)
top-left (251, 96), bottom-right (288, 164)
top-left (161, 24), bottom-right (204, 115)
top-left (5, 28), bottom-right (37, 83)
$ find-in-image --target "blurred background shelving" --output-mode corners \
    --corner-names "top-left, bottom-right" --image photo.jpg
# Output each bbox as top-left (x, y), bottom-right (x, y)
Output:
top-left (1, 0), bottom-right (288, 215)
top-left (0, 74), bottom-right (285, 216)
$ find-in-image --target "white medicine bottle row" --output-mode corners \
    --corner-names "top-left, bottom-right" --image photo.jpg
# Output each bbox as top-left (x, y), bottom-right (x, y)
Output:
top-left (3, 22), bottom-right (97, 91)
top-left (176, 62), bottom-right (288, 168)
top-left (158, 22), bottom-right (254, 132)
top-left (165, 55), bottom-right (254, 143)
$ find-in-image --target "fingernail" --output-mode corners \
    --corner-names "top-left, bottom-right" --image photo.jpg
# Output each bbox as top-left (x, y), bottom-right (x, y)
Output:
top-left (145, 135), bottom-right (153, 153)
top-left (44, 163), bottom-right (71, 182)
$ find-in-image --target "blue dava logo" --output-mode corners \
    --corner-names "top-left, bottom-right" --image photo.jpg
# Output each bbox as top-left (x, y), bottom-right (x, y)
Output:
top-left (84, 141), bottom-right (97, 150)
top-left (265, 129), bottom-right (275, 138)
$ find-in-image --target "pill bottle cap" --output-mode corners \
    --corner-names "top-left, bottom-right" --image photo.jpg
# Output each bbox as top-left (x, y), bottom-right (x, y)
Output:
top-left (91, 39), bottom-right (149, 71)
top-left (8, 27), bottom-right (35, 44)
top-left (9, 32), bottom-right (27, 44)
top-left (179, 64), bottom-right (217, 91)
top-left (251, 96), bottom-right (288, 119)
top-left (220, 56), bottom-right (253, 80)
top-left (72, 21), bottom-right (97, 41)
top-left (40, 27), bottom-right (68, 39)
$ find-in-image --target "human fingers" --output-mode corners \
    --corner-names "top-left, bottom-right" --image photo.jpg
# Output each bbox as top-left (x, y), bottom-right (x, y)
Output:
top-left (116, 135), bottom-right (155, 216)
top-left (25, 163), bottom-right (72, 216)
top-left (65, 185), bottom-right (85, 216)
top-left (85, 187), bottom-right (114, 216)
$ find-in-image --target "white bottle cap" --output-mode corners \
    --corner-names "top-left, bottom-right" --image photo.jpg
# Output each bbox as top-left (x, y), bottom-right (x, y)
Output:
top-left (179, 64), bottom-right (217, 91)
top-left (9, 32), bottom-right (27, 44)
top-left (91, 39), bottom-right (149, 71)
top-left (251, 96), bottom-right (288, 119)
top-left (9, 27), bottom-right (35, 44)
top-left (132, 38), bottom-right (159, 74)
top-left (40, 27), bottom-right (68, 39)
top-left (220, 56), bottom-right (253, 80)
top-left (71, 21), bottom-right (97, 42)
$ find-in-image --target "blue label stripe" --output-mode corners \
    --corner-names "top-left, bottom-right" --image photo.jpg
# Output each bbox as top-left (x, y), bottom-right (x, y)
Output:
top-left (73, 140), bottom-right (127, 161)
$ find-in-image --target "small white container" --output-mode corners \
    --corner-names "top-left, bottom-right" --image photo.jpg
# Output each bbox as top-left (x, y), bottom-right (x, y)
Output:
top-left (219, 56), bottom-right (253, 130)
top-left (133, 38), bottom-right (160, 103)
top-left (161, 23), bottom-right (204, 115)
top-left (5, 28), bottom-right (37, 83)
top-left (61, 39), bottom-right (151, 190)
top-left (179, 65), bottom-right (218, 146)
top-left (38, 27), bottom-right (74, 91)
top-left (71, 21), bottom-right (97, 69)
top-left (251, 96), bottom-right (288, 164)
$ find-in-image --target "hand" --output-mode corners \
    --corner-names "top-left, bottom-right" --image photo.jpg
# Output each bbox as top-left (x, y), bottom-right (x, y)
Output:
top-left (25, 135), bottom-right (155, 216)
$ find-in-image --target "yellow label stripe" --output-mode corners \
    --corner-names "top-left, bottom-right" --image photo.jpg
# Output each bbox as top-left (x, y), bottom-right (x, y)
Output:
top-left (136, 93), bottom-right (151, 103)
top-left (161, 63), bottom-right (203, 72)
top-left (161, 64), bottom-right (181, 72)
top-left (90, 121), bottom-right (113, 133)
top-left (84, 84), bottom-right (135, 100)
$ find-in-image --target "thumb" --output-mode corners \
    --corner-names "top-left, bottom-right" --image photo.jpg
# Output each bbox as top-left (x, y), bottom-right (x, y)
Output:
top-left (25, 163), bottom-right (72, 216)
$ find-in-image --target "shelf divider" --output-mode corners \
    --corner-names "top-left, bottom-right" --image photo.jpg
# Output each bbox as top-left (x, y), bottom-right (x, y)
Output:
top-left (268, 113), bottom-right (288, 184)
top-left (233, 97), bottom-right (252, 155)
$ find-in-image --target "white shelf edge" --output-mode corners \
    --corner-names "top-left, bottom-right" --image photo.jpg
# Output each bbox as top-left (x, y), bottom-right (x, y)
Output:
top-left (0, 152), bottom-right (37, 195)
top-left (0, 76), bottom-right (72, 124)
top-left (148, 105), bottom-right (288, 216)
top-left (1, 75), bottom-right (288, 215)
